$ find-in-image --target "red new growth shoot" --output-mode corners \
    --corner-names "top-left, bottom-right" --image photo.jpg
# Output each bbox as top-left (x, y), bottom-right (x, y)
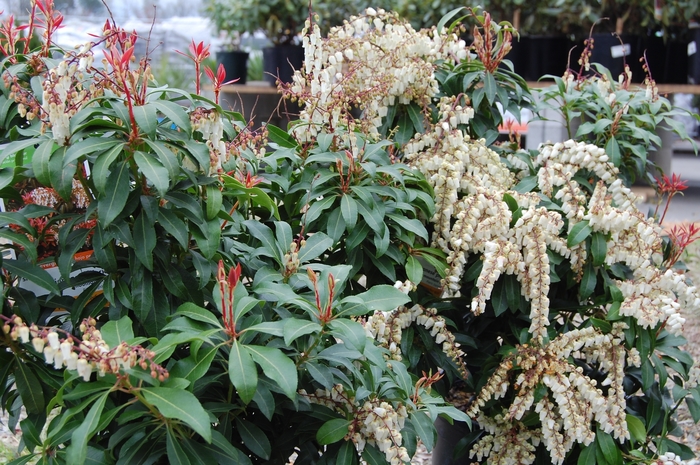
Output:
top-left (218, 260), bottom-right (242, 338)
top-left (654, 173), bottom-right (689, 225)
top-left (205, 63), bottom-right (238, 105)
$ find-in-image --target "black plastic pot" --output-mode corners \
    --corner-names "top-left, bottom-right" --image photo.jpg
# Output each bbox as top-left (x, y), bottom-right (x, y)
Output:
top-left (525, 35), bottom-right (571, 81)
top-left (645, 33), bottom-right (688, 84)
top-left (688, 28), bottom-right (700, 84)
top-left (262, 45), bottom-right (304, 85)
top-left (588, 33), bottom-right (644, 82)
top-left (217, 50), bottom-right (249, 85)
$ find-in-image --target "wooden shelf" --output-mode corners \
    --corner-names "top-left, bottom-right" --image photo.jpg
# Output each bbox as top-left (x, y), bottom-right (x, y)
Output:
top-left (526, 81), bottom-right (700, 94)
top-left (220, 81), bottom-right (281, 95)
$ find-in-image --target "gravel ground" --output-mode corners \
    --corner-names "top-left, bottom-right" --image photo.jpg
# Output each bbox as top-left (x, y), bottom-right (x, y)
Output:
top-left (2, 246), bottom-right (700, 464)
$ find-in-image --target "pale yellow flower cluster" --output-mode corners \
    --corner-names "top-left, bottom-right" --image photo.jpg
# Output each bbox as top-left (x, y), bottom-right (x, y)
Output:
top-left (289, 10), bottom-right (467, 142)
top-left (300, 385), bottom-right (410, 464)
top-left (468, 324), bottom-right (637, 464)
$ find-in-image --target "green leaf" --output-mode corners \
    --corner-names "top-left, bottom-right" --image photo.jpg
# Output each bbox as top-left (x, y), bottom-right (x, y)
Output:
top-left (504, 274), bottom-right (520, 311)
top-left (626, 414), bottom-right (646, 445)
top-left (591, 232), bottom-right (607, 267)
top-left (209, 430), bottom-right (253, 465)
top-left (166, 428), bottom-right (191, 465)
top-left (336, 440), bottom-right (358, 465)
top-left (605, 137), bottom-right (621, 167)
top-left (141, 387), bottom-right (211, 442)
top-left (154, 100), bottom-right (192, 134)
top-left (577, 444), bottom-right (596, 465)
top-left (171, 345), bottom-right (218, 383)
top-left (132, 103), bottom-right (158, 139)
top-left (298, 232), bottom-right (333, 263)
top-left (92, 143), bottom-right (125, 196)
top-left (236, 418), bottom-right (271, 460)
top-left (316, 418), bottom-right (351, 445)
top-left (247, 345), bottom-right (298, 401)
top-left (134, 151), bottom-right (169, 196)
top-left (98, 162), bottom-right (130, 227)
top-left (0, 230), bottom-right (37, 262)
top-left (483, 71), bottom-right (497, 105)
top-left (205, 184), bottom-right (222, 221)
top-left (133, 212), bottom-right (156, 271)
top-left (64, 138), bottom-right (120, 166)
top-left (3, 259), bottom-right (60, 295)
top-left (266, 124), bottom-right (297, 148)
top-left (283, 319), bottom-right (322, 346)
top-left (595, 428), bottom-right (621, 465)
top-left (32, 138), bottom-right (56, 186)
top-left (66, 391), bottom-right (110, 465)
top-left (101, 316), bottom-right (135, 348)
top-left (387, 214), bottom-right (429, 242)
top-left (340, 194), bottom-right (358, 227)
top-left (580, 261), bottom-right (597, 301)
top-left (410, 412), bottom-right (437, 452)
top-left (405, 255), bottom-right (423, 284)
top-left (14, 360), bottom-right (45, 414)
top-left (229, 340), bottom-right (258, 404)
top-left (568, 220), bottom-right (592, 248)
top-left (176, 302), bottom-right (222, 328)
top-left (406, 103), bottom-right (424, 134)
top-left (144, 140), bottom-right (180, 179)
top-left (328, 319), bottom-right (367, 352)
top-left (158, 208), bottom-right (189, 249)
top-left (245, 220), bottom-right (281, 263)
top-left (355, 285), bottom-right (410, 311)
top-left (49, 148), bottom-right (77, 200)
top-left (513, 175), bottom-right (537, 193)
top-left (361, 444), bottom-right (387, 465)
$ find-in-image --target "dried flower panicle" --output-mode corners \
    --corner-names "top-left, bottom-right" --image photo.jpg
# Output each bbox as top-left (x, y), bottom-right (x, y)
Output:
top-left (2, 315), bottom-right (167, 383)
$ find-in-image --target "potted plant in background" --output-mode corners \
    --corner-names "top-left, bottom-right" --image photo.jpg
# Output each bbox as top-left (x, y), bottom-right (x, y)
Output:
top-left (204, 0), bottom-right (309, 85)
top-left (203, 0), bottom-right (250, 85)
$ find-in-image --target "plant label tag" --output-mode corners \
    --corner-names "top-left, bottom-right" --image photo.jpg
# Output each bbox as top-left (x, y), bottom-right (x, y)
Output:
top-left (610, 44), bottom-right (631, 58)
top-left (689, 41), bottom-right (698, 57)
top-left (419, 258), bottom-right (443, 296)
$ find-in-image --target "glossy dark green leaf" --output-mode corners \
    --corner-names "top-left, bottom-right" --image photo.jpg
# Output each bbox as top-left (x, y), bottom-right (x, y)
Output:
top-left (595, 429), bottom-right (621, 465)
top-left (361, 444), bottom-right (387, 465)
top-left (66, 390), bottom-right (110, 464)
top-left (580, 261), bottom-right (597, 301)
top-left (14, 360), bottom-right (45, 414)
top-left (98, 162), bottom-right (130, 226)
top-left (176, 302), bottom-right (222, 328)
top-left (283, 319), bottom-right (321, 346)
top-left (626, 414), bottom-right (646, 444)
top-left (132, 103), bottom-right (158, 139)
top-left (49, 149), bottom-right (77, 200)
top-left (406, 103), bottom-right (424, 134)
top-left (0, 230), bottom-right (37, 262)
top-left (355, 285), bottom-right (410, 311)
top-left (266, 123), bottom-right (297, 148)
top-left (144, 140), bottom-right (180, 179)
top-left (568, 220), bottom-right (592, 248)
top-left (328, 318), bottom-right (366, 352)
top-left (92, 143), bottom-right (125, 196)
top-left (166, 428), bottom-right (191, 465)
top-left (297, 232), bottom-right (333, 263)
top-left (157, 208), bottom-right (189, 249)
top-left (316, 418), bottom-right (351, 445)
top-left (513, 175), bottom-right (537, 193)
top-left (154, 100), bottom-right (192, 134)
top-left (336, 439), bottom-right (358, 465)
top-left (141, 387), bottom-right (211, 442)
top-left (405, 255), bottom-right (423, 284)
top-left (245, 220), bottom-right (281, 263)
top-left (3, 259), bottom-right (60, 295)
top-left (31, 138), bottom-right (56, 186)
top-left (65, 138), bottom-right (119, 166)
top-left (577, 444), bottom-right (596, 465)
top-left (191, 219), bottom-right (220, 260)
top-left (205, 184), bottom-right (222, 221)
top-left (236, 417), bottom-right (271, 460)
top-left (133, 212), bottom-right (156, 271)
top-left (591, 232), bottom-right (607, 267)
top-left (410, 412), bottom-right (436, 452)
top-left (247, 344), bottom-right (298, 401)
top-left (134, 151), bottom-right (169, 196)
top-left (229, 340), bottom-right (258, 404)
top-left (483, 71), bottom-right (497, 105)
top-left (208, 430), bottom-right (253, 465)
top-left (101, 316), bottom-right (135, 348)
top-left (605, 137), bottom-right (621, 167)
top-left (340, 194), bottom-right (358, 227)
top-left (387, 214), bottom-right (428, 242)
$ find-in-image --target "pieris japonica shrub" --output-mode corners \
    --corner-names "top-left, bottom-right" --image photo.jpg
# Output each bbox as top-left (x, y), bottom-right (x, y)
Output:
top-left (283, 7), bottom-right (700, 465)
top-left (1, 3), bottom-right (699, 465)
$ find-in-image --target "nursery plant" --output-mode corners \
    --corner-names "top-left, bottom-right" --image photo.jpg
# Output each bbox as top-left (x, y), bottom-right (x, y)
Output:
top-left (1, 4), bottom-right (700, 465)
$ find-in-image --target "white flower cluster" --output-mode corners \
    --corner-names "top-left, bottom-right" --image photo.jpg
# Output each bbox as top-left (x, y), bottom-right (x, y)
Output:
top-left (470, 413), bottom-right (541, 465)
top-left (301, 385), bottom-right (410, 464)
top-left (3, 315), bottom-right (166, 383)
top-left (651, 453), bottom-right (692, 465)
top-left (190, 108), bottom-right (226, 175)
top-left (363, 304), bottom-right (466, 376)
top-left (41, 53), bottom-right (92, 145)
top-left (468, 324), bottom-right (635, 464)
top-left (289, 10), bottom-right (467, 141)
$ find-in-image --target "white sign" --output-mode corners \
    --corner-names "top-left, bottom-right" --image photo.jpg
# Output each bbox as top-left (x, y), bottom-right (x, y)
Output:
top-left (610, 44), bottom-right (631, 58)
